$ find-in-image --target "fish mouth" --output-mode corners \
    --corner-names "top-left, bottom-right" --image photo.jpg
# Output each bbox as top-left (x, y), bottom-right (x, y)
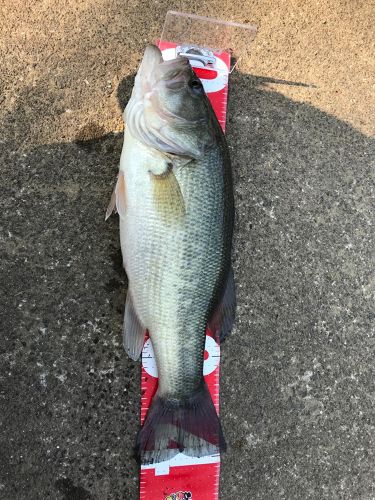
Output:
top-left (125, 45), bottom-right (208, 158)
top-left (136, 45), bottom-right (191, 94)
top-left (137, 45), bottom-right (163, 83)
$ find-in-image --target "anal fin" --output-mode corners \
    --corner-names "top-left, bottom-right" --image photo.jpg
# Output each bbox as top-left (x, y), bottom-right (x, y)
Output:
top-left (123, 291), bottom-right (145, 361)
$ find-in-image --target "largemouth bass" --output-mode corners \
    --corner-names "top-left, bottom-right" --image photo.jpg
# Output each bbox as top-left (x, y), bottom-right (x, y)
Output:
top-left (108, 45), bottom-right (236, 464)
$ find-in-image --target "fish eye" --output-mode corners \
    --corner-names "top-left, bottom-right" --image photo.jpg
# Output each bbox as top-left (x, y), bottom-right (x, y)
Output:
top-left (189, 78), bottom-right (203, 94)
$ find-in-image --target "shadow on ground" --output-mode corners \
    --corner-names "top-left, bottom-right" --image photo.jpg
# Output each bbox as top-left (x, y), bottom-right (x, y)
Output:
top-left (0, 72), bottom-right (374, 499)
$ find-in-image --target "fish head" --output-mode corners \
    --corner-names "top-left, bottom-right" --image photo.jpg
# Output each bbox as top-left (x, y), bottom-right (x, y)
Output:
top-left (125, 44), bottom-right (215, 159)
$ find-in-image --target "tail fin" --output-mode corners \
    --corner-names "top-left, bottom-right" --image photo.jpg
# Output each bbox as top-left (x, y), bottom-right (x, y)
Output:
top-left (136, 382), bottom-right (226, 464)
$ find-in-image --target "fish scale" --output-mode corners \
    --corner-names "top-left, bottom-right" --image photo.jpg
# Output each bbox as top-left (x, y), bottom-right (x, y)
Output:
top-left (121, 132), bottom-right (230, 398)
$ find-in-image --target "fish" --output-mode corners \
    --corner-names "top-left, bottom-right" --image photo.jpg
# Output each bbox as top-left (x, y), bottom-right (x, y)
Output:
top-left (107, 44), bottom-right (236, 464)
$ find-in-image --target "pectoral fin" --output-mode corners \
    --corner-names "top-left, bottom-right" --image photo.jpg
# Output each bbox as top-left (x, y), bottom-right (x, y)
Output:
top-left (150, 163), bottom-right (185, 222)
top-left (208, 268), bottom-right (236, 342)
top-left (123, 291), bottom-right (145, 361)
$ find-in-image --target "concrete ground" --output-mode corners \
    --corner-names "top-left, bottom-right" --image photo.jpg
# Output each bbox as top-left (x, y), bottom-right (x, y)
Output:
top-left (1, 1), bottom-right (374, 499)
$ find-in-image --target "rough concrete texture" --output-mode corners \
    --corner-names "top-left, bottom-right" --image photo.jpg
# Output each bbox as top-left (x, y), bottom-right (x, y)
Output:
top-left (0, 1), bottom-right (374, 499)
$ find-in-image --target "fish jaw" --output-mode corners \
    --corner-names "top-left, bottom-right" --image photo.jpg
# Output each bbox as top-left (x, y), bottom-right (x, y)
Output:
top-left (124, 44), bottom-right (214, 159)
top-left (130, 45), bottom-right (163, 102)
top-left (129, 44), bottom-right (191, 105)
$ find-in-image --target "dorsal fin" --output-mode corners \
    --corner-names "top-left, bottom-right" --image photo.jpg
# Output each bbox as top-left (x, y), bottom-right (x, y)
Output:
top-left (208, 268), bottom-right (236, 342)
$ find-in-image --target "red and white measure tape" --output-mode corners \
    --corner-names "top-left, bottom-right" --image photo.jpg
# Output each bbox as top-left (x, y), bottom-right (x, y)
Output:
top-left (139, 41), bottom-right (231, 500)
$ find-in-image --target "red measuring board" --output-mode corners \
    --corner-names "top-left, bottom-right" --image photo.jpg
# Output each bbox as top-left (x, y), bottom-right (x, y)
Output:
top-left (139, 41), bottom-right (231, 500)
